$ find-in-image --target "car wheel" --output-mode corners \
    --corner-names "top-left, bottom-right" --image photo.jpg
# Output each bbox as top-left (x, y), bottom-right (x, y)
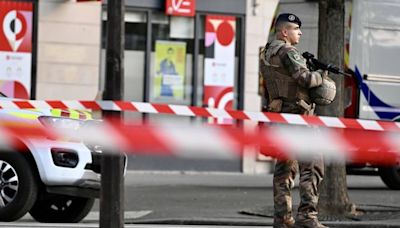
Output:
top-left (29, 194), bottom-right (94, 223)
top-left (379, 164), bottom-right (400, 190)
top-left (0, 152), bottom-right (38, 221)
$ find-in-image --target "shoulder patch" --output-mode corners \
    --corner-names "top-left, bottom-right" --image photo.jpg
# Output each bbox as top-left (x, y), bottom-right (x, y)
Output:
top-left (286, 50), bottom-right (307, 67)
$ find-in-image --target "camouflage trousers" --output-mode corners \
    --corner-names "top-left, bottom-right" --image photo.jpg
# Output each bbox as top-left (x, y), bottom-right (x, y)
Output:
top-left (273, 156), bottom-right (324, 221)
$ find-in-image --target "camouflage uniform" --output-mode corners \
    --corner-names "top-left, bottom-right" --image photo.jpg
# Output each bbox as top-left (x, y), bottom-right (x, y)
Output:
top-left (260, 39), bottom-right (327, 228)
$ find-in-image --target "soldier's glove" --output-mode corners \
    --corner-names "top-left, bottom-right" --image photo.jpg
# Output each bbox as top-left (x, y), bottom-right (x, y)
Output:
top-left (316, 69), bottom-right (329, 78)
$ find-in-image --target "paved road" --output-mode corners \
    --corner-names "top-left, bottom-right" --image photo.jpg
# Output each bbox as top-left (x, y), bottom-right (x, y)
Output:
top-left (120, 172), bottom-right (400, 223)
top-left (4, 171), bottom-right (400, 227)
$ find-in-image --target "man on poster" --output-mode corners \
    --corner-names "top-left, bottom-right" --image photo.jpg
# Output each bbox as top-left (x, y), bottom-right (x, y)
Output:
top-left (154, 41), bottom-right (186, 100)
top-left (158, 47), bottom-right (178, 96)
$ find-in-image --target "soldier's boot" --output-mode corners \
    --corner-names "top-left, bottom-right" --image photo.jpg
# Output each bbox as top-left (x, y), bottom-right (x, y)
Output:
top-left (273, 215), bottom-right (295, 228)
top-left (296, 158), bottom-right (326, 228)
top-left (294, 213), bottom-right (328, 228)
top-left (273, 160), bottom-right (298, 228)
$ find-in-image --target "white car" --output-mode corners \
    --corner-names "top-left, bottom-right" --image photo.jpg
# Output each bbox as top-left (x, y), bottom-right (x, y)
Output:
top-left (0, 95), bottom-right (109, 222)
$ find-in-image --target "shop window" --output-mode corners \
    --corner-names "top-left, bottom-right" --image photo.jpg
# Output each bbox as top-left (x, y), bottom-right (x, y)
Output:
top-left (101, 10), bottom-right (244, 116)
top-left (101, 11), bottom-right (147, 105)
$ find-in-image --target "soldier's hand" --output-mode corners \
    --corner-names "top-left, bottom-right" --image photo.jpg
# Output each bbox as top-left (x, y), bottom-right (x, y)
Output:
top-left (316, 69), bottom-right (329, 78)
top-left (322, 70), bottom-right (329, 78)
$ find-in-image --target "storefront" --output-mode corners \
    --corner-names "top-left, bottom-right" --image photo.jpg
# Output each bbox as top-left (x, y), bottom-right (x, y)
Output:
top-left (101, 0), bottom-right (246, 114)
top-left (100, 0), bottom-right (247, 171)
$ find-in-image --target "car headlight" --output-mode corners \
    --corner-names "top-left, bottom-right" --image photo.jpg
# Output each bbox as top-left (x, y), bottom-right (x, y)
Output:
top-left (38, 116), bottom-right (85, 131)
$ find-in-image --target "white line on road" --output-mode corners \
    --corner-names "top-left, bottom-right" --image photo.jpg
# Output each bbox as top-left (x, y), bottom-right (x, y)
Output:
top-left (15, 210), bottom-right (152, 224)
top-left (83, 210), bottom-right (152, 221)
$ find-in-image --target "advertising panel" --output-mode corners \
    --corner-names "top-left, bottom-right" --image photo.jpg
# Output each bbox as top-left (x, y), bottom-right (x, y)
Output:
top-left (203, 15), bottom-right (236, 123)
top-left (154, 40), bottom-right (187, 100)
top-left (0, 1), bottom-right (33, 98)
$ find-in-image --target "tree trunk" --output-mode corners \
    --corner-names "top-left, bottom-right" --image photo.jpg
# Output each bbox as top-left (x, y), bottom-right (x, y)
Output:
top-left (316, 0), bottom-right (354, 217)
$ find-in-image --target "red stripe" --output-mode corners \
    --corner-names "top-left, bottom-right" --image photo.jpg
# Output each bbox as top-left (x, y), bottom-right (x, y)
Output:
top-left (189, 107), bottom-right (212, 118)
top-left (46, 101), bottom-right (68, 109)
top-left (227, 110), bottom-right (249, 120)
top-left (257, 126), bottom-right (289, 160)
top-left (342, 128), bottom-right (398, 165)
top-left (152, 104), bottom-right (175, 114)
top-left (264, 112), bottom-right (287, 124)
top-left (378, 121), bottom-right (400, 132)
top-left (60, 110), bottom-right (70, 118)
top-left (110, 121), bottom-right (173, 156)
top-left (218, 126), bottom-right (246, 155)
top-left (80, 101), bottom-right (101, 110)
top-left (14, 101), bottom-right (35, 109)
top-left (2, 122), bottom-right (56, 141)
top-left (74, 110), bottom-right (87, 120)
top-left (339, 117), bottom-right (363, 130)
top-left (303, 116), bottom-right (325, 127)
top-left (115, 101), bottom-right (138, 111)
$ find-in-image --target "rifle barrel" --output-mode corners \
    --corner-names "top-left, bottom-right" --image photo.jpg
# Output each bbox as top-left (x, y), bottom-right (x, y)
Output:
top-left (302, 52), bottom-right (351, 77)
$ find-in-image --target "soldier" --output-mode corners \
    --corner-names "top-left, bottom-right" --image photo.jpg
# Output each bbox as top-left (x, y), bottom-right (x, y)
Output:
top-left (260, 13), bottom-right (329, 228)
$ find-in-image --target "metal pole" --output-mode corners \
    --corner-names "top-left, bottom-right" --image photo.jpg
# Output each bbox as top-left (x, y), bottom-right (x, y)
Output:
top-left (100, 0), bottom-right (125, 227)
top-left (191, 13), bottom-right (200, 107)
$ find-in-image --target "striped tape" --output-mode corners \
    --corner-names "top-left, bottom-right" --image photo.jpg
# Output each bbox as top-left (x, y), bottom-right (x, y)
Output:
top-left (2, 118), bottom-right (399, 165)
top-left (0, 100), bottom-right (399, 132)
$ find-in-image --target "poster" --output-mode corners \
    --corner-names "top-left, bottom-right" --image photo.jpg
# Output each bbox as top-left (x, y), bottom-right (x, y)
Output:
top-left (203, 15), bottom-right (236, 123)
top-left (154, 40), bottom-right (186, 100)
top-left (0, 1), bottom-right (33, 99)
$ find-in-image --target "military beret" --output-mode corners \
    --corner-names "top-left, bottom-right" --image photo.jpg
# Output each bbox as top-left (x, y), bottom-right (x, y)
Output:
top-left (275, 13), bottom-right (302, 28)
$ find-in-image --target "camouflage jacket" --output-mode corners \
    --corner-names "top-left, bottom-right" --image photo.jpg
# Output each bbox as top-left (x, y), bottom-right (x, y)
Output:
top-left (260, 40), bottom-right (322, 114)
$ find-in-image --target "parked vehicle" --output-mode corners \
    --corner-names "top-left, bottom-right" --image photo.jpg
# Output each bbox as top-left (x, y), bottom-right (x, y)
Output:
top-left (343, 0), bottom-right (400, 190)
top-left (0, 94), bottom-right (108, 222)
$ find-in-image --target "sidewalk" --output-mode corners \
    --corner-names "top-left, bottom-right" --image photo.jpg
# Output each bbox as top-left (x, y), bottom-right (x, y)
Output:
top-left (5, 172), bottom-right (400, 228)
top-left (125, 172), bottom-right (400, 228)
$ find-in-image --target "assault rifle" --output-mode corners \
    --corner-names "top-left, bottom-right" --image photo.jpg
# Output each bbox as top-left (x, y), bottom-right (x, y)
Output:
top-left (302, 52), bottom-right (351, 77)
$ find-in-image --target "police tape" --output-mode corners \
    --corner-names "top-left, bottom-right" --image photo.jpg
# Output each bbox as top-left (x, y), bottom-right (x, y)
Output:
top-left (1, 118), bottom-right (399, 165)
top-left (0, 100), bottom-right (399, 132)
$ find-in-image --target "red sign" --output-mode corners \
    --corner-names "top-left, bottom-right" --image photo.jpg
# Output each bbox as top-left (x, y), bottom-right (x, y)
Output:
top-left (165, 0), bottom-right (196, 17)
top-left (0, 0), bottom-right (33, 99)
top-left (0, 1), bottom-right (32, 52)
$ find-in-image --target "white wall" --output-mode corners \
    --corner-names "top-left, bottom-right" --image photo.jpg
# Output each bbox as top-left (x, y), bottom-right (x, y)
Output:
top-left (242, 0), bottom-right (279, 174)
top-left (36, 0), bottom-right (101, 99)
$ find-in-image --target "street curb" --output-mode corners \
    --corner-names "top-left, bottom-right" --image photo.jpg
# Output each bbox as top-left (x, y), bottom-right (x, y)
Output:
top-left (129, 218), bottom-right (270, 226)
top-left (129, 218), bottom-right (400, 228)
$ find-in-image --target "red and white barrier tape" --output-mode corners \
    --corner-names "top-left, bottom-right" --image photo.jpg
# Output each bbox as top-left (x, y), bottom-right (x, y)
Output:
top-left (1, 100), bottom-right (399, 132)
top-left (1, 119), bottom-right (399, 165)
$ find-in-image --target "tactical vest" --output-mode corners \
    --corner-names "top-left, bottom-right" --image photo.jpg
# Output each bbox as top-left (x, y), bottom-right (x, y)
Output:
top-left (260, 42), bottom-right (312, 114)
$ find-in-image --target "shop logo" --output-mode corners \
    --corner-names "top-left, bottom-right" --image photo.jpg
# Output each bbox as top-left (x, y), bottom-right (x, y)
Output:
top-left (165, 0), bottom-right (196, 17)
top-left (2, 10), bottom-right (28, 52)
